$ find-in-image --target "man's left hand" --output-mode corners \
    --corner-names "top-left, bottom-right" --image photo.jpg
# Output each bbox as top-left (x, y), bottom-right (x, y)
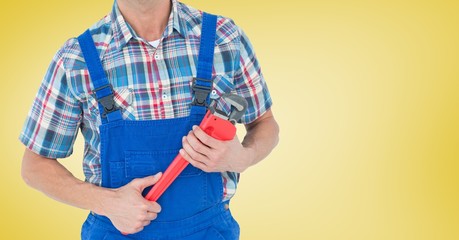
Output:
top-left (180, 125), bottom-right (254, 173)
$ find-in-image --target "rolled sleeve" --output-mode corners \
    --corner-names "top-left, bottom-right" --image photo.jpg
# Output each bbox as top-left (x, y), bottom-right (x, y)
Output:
top-left (19, 47), bottom-right (81, 159)
top-left (234, 28), bottom-right (273, 124)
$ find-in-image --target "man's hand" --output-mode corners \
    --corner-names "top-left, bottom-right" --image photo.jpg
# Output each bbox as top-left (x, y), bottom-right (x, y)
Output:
top-left (180, 126), bottom-right (254, 173)
top-left (97, 173), bottom-right (162, 234)
top-left (179, 109), bottom-right (279, 173)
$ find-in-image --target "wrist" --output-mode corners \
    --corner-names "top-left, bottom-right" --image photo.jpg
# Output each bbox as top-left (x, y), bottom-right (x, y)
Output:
top-left (242, 146), bottom-right (257, 170)
top-left (90, 184), bottom-right (116, 216)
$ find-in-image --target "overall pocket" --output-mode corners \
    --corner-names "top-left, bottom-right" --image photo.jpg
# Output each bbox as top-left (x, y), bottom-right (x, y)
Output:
top-left (180, 227), bottom-right (226, 240)
top-left (124, 150), bottom-right (202, 178)
top-left (123, 150), bottom-right (209, 221)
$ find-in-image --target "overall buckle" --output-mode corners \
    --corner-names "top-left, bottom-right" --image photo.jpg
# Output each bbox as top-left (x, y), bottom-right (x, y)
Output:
top-left (94, 85), bottom-right (119, 118)
top-left (191, 77), bottom-right (213, 107)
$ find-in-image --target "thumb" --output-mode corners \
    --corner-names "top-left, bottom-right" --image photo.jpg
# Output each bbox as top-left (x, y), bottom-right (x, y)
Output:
top-left (130, 172), bottom-right (162, 190)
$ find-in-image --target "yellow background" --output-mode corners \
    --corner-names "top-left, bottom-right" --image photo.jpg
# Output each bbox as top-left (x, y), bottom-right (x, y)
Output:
top-left (1, 0), bottom-right (458, 239)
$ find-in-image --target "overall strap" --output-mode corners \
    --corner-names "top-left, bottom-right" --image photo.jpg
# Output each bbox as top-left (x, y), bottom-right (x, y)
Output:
top-left (77, 30), bottom-right (122, 123)
top-left (191, 12), bottom-right (218, 116)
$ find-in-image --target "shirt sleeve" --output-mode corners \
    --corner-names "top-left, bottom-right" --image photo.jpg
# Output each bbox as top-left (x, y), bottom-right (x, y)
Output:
top-left (19, 47), bottom-right (82, 159)
top-left (234, 28), bottom-right (273, 124)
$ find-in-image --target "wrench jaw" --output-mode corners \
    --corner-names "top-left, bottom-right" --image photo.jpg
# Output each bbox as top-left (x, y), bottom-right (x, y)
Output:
top-left (209, 93), bottom-right (248, 125)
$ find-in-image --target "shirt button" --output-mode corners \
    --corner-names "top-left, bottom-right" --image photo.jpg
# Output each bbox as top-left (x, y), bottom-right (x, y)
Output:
top-left (211, 89), bottom-right (217, 96)
top-left (162, 94), bottom-right (168, 100)
top-left (154, 54), bottom-right (161, 60)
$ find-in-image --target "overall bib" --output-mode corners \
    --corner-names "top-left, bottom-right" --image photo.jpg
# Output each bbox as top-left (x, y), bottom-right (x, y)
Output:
top-left (78, 13), bottom-right (240, 240)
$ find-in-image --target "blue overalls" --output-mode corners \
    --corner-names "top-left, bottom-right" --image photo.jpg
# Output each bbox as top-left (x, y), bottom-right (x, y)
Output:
top-left (78, 13), bottom-right (240, 240)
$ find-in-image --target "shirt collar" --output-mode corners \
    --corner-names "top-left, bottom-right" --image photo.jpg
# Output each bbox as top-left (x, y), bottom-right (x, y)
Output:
top-left (111, 0), bottom-right (187, 51)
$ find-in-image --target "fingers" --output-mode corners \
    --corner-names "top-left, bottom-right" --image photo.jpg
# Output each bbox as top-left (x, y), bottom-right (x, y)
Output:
top-left (145, 211), bottom-right (158, 221)
top-left (181, 126), bottom-right (226, 172)
top-left (111, 175), bottom-right (163, 235)
top-left (179, 149), bottom-right (211, 172)
top-left (182, 135), bottom-right (208, 163)
top-left (131, 209), bottom-right (158, 230)
top-left (133, 209), bottom-right (158, 230)
top-left (130, 172), bottom-right (162, 190)
top-left (143, 200), bottom-right (162, 213)
top-left (123, 222), bottom-right (145, 234)
top-left (191, 125), bottom-right (223, 149)
top-left (132, 226), bottom-right (144, 234)
top-left (184, 130), bottom-right (212, 156)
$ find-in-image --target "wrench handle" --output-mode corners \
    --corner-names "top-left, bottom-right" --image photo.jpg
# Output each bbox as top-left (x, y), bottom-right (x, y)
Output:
top-left (145, 110), bottom-right (236, 201)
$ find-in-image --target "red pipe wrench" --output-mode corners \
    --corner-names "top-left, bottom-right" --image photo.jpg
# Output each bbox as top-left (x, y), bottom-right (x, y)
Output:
top-left (145, 93), bottom-right (248, 202)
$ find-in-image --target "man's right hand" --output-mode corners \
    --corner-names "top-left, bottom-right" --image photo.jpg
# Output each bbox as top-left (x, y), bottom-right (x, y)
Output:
top-left (97, 173), bottom-right (163, 234)
top-left (21, 149), bottom-right (163, 235)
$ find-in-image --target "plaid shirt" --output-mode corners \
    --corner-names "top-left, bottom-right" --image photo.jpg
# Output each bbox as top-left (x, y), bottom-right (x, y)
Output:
top-left (19, 0), bottom-right (272, 201)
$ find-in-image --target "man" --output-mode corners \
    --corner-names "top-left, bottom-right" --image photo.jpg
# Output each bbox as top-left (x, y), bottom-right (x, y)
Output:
top-left (20, 0), bottom-right (279, 239)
